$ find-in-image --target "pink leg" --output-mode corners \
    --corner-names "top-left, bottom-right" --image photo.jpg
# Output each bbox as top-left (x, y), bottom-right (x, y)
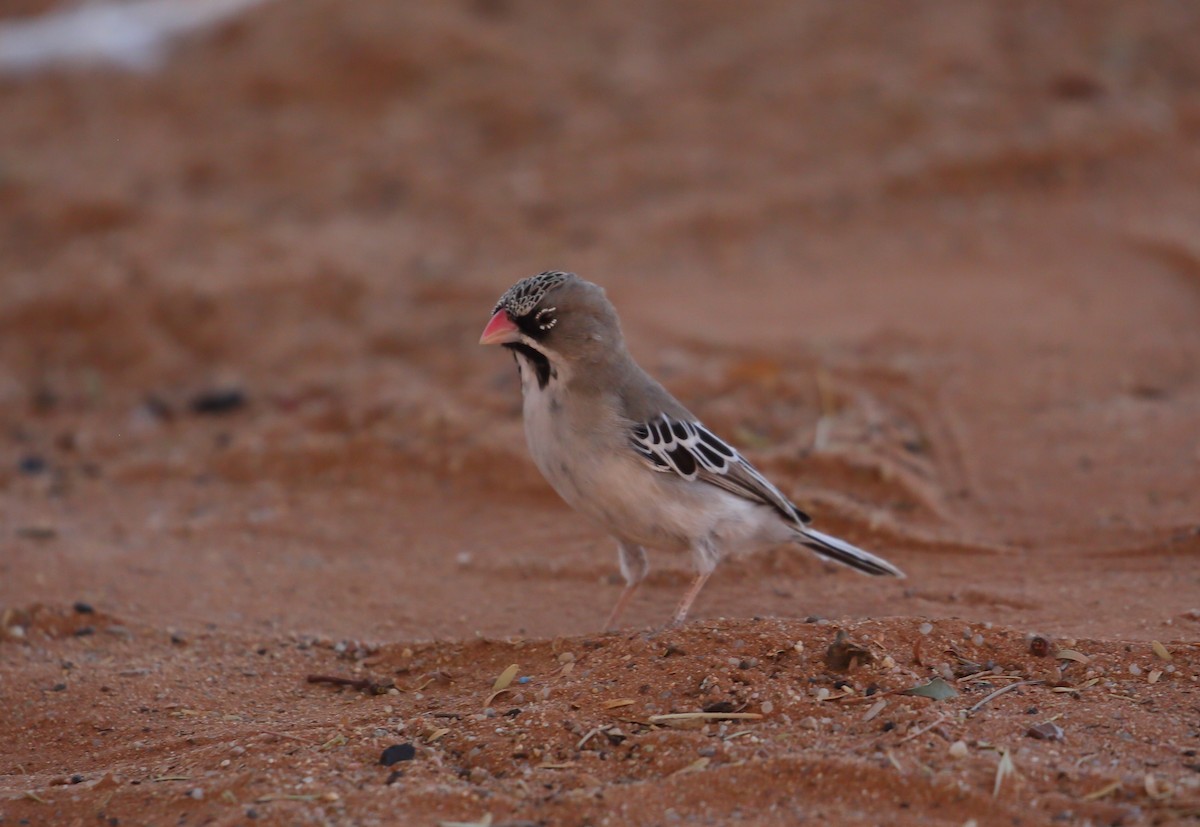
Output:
top-left (670, 571), bottom-right (712, 627)
top-left (604, 583), bottom-right (641, 632)
top-left (606, 541), bottom-right (648, 631)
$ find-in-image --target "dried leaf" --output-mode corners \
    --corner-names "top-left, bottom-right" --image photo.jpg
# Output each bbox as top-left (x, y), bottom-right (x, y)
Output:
top-left (439, 815), bottom-right (493, 827)
top-left (863, 699), bottom-right (888, 722)
top-left (426, 728), bottom-right (450, 743)
top-left (1148, 669), bottom-right (1163, 685)
top-left (672, 757), bottom-right (710, 776)
top-left (1151, 641), bottom-right (1172, 662)
top-left (602, 699), bottom-right (635, 710)
top-left (1144, 773), bottom-right (1171, 800)
top-left (649, 712), bottom-right (762, 723)
top-left (993, 748), bottom-right (1014, 797)
top-left (492, 664), bottom-right (519, 692)
top-left (318, 734), bottom-right (347, 751)
top-left (900, 677), bottom-right (958, 700)
top-left (1081, 781), bottom-right (1121, 801)
top-left (1056, 649), bottom-right (1090, 664)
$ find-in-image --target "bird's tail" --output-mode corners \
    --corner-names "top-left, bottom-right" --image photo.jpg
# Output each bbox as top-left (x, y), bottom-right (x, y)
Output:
top-left (796, 528), bottom-right (905, 577)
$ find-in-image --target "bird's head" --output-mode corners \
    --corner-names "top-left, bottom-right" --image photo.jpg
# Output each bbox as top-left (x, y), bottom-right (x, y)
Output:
top-left (480, 271), bottom-right (624, 369)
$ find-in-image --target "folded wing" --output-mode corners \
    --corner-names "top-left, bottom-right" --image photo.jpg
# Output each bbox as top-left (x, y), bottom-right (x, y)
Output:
top-left (629, 414), bottom-right (812, 528)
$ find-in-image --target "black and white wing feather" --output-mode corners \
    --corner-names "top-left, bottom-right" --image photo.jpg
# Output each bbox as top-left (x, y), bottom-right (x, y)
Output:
top-left (629, 414), bottom-right (812, 527)
top-left (628, 413), bottom-right (904, 578)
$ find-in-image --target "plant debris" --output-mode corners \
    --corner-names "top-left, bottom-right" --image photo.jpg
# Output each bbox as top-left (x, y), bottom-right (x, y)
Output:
top-left (1151, 640), bottom-right (1173, 662)
top-left (483, 663), bottom-right (520, 707)
top-left (993, 748), bottom-right (1015, 797)
top-left (1056, 649), bottom-right (1090, 664)
top-left (306, 674), bottom-right (393, 694)
top-left (824, 630), bottom-right (874, 671)
top-left (967, 680), bottom-right (1044, 715)
top-left (900, 677), bottom-right (958, 700)
top-left (648, 712), bottom-right (763, 724)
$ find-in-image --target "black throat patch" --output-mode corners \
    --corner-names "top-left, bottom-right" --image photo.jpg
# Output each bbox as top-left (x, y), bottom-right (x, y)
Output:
top-left (505, 342), bottom-right (554, 390)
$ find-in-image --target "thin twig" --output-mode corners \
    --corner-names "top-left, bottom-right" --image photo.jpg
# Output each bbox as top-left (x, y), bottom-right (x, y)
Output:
top-left (967, 679), bottom-right (1044, 715)
top-left (306, 674), bottom-right (393, 694)
top-left (258, 730), bottom-right (317, 745)
top-left (576, 726), bottom-right (607, 750)
top-left (897, 713), bottom-right (949, 744)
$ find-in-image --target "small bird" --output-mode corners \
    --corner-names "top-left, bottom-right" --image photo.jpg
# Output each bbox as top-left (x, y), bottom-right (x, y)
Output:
top-left (480, 271), bottom-right (904, 629)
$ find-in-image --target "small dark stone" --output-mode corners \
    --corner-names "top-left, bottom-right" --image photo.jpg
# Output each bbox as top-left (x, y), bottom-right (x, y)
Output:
top-left (385, 770), bottom-right (404, 785)
top-left (18, 455), bottom-right (47, 474)
top-left (190, 389), bottom-right (247, 415)
top-left (140, 395), bottom-right (174, 421)
top-left (245, 809), bottom-right (259, 820)
top-left (73, 601), bottom-right (95, 614)
top-left (1026, 707), bottom-right (1039, 715)
top-left (170, 633), bottom-right (188, 645)
top-left (73, 626), bottom-right (95, 637)
top-left (70, 774), bottom-right (84, 784)
top-left (379, 743), bottom-right (416, 766)
top-left (1026, 722), bottom-right (1065, 741)
top-left (882, 721), bottom-right (896, 732)
top-left (1029, 636), bottom-right (1051, 657)
top-left (702, 701), bottom-right (735, 714)
top-left (51, 683), bottom-right (67, 692)
top-left (504, 707), bottom-right (521, 717)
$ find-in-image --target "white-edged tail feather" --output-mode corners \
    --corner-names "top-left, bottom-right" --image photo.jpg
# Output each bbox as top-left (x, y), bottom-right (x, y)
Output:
top-left (798, 528), bottom-right (904, 577)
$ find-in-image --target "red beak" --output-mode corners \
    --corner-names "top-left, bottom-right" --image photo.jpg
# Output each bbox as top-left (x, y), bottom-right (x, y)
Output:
top-left (479, 310), bottom-right (521, 345)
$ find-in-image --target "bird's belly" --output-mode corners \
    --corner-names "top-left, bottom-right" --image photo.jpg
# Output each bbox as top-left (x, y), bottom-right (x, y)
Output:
top-left (531, 432), bottom-right (779, 553)
top-left (520, 380), bottom-right (788, 555)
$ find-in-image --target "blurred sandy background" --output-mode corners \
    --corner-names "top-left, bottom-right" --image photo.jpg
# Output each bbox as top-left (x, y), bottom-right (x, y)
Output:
top-left (2, 2), bottom-right (1199, 823)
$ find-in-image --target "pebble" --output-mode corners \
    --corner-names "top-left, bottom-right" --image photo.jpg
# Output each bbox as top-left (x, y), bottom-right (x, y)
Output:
top-left (18, 455), bottom-right (48, 474)
top-left (188, 787), bottom-right (204, 800)
top-left (949, 740), bottom-right (969, 758)
top-left (73, 602), bottom-right (95, 614)
top-left (1129, 664), bottom-right (1143, 676)
top-left (918, 623), bottom-right (933, 636)
top-left (379, 743), bottom-right (416, 766)
top-left (1026, 722), bottom-right (1065, 741)
top-left (190, 388), bottom-right (247, 415)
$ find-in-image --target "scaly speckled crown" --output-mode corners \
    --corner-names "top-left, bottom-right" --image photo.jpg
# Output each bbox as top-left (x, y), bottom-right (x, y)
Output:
top-left (492, 271), bottom-right (574, 318)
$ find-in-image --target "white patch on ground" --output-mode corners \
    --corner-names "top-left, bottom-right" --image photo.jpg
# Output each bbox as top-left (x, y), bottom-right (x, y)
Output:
top-left (0, 0), bottom-right (271, 73)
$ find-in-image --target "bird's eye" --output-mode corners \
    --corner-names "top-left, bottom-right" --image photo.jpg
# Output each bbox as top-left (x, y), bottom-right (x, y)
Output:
top-left (535, 306), bottom-right (558, 331)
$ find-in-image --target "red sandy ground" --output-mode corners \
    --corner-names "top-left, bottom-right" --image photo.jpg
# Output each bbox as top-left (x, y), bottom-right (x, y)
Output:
top-left (2, 2), bottom-right (1199, 825)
